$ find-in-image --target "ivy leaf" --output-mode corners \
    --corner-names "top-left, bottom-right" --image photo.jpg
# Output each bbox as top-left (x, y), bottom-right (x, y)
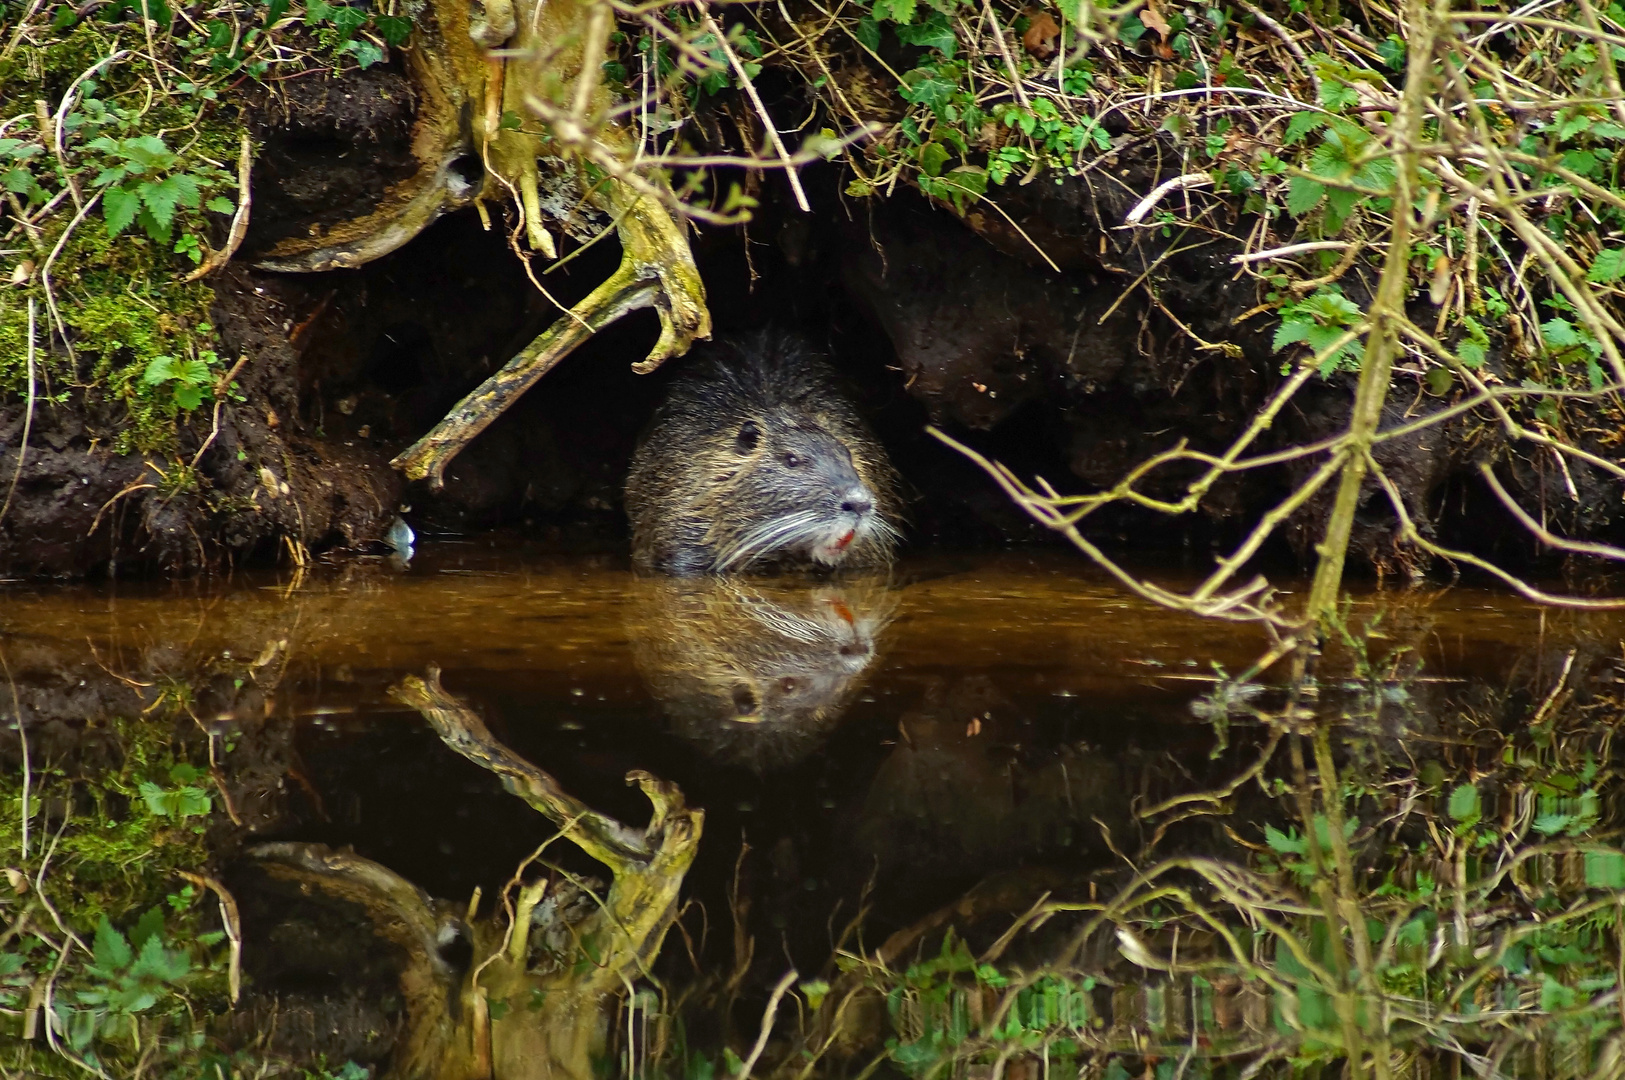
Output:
top-left (854, 15), bottom-right (880, 49)
top-left (896, 11), bottom-right (956, 56)
top-left (1587, 248), bottom-right (1625, 284)
top-left (102, 186), bottom-right (140, 236)
top-left (344, 38), bottom-right (386, 68)
top-left (918, 141), bottom-right (949, 177)
top-left (1286, 176), bottom-right (1325, 216)
top-left (374, 13), bottom-right (410, 44)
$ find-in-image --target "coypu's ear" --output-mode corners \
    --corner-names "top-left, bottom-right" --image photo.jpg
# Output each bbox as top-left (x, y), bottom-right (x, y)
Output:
top-left (735, 421), bottom-right (761, 454)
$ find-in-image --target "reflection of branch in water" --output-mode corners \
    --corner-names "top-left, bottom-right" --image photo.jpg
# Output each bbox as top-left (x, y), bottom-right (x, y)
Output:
top-left (250, 666), bottom-right (703, 1080)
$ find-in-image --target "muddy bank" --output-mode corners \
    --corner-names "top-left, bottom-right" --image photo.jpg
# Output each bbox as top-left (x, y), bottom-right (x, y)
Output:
top-left (0, 63), bottom-right (1613, 581)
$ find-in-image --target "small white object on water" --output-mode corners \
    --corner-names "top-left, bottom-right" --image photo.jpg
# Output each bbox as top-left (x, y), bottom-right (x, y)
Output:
top-left (385, 516), bottom-right (415, 565)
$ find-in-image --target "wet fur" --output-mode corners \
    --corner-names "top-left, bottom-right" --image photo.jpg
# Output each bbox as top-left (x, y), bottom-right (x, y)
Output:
top-left (626, 331), bottom-right (901, 574)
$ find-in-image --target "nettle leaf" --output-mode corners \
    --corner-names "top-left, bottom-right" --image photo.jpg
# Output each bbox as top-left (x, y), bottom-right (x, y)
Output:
top-left (1283, 111), bottom-right (1326, 146)
top-left (140, 173), bottom-right (200, 231)
top-left (1533, 812), bottom-right (1574, 836)
top-left (102, 186), bottom-right (140, 236)
top-left (1273, 317), bottom-right (1313, 352)
top-left (1319, 80), bottom-right (1358, 110)
top-left (131, 907), bottom-right (166, 951)
top-left (1542, 317), bottom-right (1582, 350)
top-left (1264, 823), bottom-right (1306, 855)
top-left (1448, 783), bottom-right (1481, 825)
top-left (1588, 248), bottom-right (1625, 284)
top-left (873, 0), bottom-right (915, 24)
top-left (206, 194), bottom-right (235, 214)
top-left (2, 167), bottom-right (31, 194)
top-left (94, 916), bottom-right (132, 973)
top-left (1591, 121), bottom-right (1625, 141)
top-left (1457, 336), bottom-right (1487, 368)
top-left (121, 134), bottom-right (172, 168)
top-left (1557, 111), bottom-right (1594, 140)
top-left (1286, 176), bottom-right (1324, 216)
top-left (1584, 850), bottom-right (1625, 890)
top-left (895, 11), bottom-right (956, 56)
top-left (173, 383), bottom-right (205, 410)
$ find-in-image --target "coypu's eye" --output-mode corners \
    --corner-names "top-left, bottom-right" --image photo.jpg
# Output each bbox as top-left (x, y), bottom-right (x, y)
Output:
top-left (735, 421), bottom-right (760, 453)
top-left (782, 451), bottom-right (804, 468)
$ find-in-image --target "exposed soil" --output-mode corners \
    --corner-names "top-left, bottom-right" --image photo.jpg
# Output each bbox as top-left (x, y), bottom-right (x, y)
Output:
top-left (2, 58), bottom-right (1619, 581)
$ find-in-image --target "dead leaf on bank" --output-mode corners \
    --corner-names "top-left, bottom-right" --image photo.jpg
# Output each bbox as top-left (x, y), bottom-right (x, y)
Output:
top-left (9, 259), bottom-right (35, 285)
top-left (1140, 0), bottom-right (1175, 58)
top-left (1022, 10), bottom-right (1059, 58)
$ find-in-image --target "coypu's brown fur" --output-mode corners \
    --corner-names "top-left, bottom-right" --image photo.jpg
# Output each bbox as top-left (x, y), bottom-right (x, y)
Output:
top-left (626, 331), bottom-right (900, 575)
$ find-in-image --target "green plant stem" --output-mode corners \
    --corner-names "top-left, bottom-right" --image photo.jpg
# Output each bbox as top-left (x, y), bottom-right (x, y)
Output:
top-left (1303, 0), bottom-right (1443, 626)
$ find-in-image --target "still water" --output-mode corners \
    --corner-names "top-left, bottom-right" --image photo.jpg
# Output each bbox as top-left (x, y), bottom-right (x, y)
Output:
top-left (5, 545), bottom-right (1621, 1073)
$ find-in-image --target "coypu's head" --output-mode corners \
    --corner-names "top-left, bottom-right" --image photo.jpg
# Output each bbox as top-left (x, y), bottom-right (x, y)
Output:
top-left (626, 331), bottom-right (900, 575)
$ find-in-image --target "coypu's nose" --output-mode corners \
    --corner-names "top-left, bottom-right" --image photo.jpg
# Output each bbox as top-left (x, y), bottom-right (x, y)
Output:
top-left (839, 488), bottom-right (874, 517)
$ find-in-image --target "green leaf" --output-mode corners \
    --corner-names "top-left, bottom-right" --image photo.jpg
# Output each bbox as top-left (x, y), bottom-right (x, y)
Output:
top-left (1282, 112), bottom-right (1326, 146)
top-left (1588, 248), bottom-right (1625, 284)
top-left (131, 907), bottom-right (166, 950)
top-left (176, 359), bottom-right (212, 385)
top-left (343, 38), bottom-right (385, 68)
top-left (103, 186), bottom-right (140, 236)
top-left (918, 141), bottom-right (949, 177)
top-left (141, 173), bottom-right (200, 231)
top-left (206, 195), bottom-right (235, 214)
top-left (375, 13), bottom-right (411, 44)
top-left (142, 356), bottom-right (180, 386)
top-left (1319, 80), bottom-right (1359, 110)
top-left (1542, 317), bottom-right (1582, 350)
top-left (873, 0), bottom-right (915, 23)
top-left (1448, 783), bottom-right (1481, 825)
top-left (895, 11), bottom-right (956, 55)
top-left (854, 15), bottom-right (880, 49)
top-left (1, 167), bottom-right (31, 194)
top-left (1457, 336), bottom-right (1486, 368)
top-left (93, 916), bottom-right (132, 973)
top-left (121, 134), bottom-right (172, 168)
top-left (1585, 850), bottom-right (1625, 889)
top-left (1286, 177), bottom-right (1325, 216)
top-left (1533, 812), bottom-right (1574, 835)
top-left (1425, 367), bottom-right (1453, 394)
top-left (1264, 823), bottom-right (1306, 854)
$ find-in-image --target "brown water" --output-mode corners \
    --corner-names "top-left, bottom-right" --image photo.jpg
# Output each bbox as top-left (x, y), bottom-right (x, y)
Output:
top-left (3, 545), bottom-right (1617, 957)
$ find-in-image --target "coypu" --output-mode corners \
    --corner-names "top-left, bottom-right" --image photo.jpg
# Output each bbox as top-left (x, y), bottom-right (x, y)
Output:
top-left (625, 330), bottom-right (900, 574)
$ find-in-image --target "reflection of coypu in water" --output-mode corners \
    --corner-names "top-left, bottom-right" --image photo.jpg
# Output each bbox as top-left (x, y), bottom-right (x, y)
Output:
top-left (628, 578), bottom-right (897, 769)
top-left (625, 330), bottom-right (901, 575)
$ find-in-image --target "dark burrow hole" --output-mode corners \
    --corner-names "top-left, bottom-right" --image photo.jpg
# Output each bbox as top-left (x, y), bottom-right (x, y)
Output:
top-left (266, 165), bottom-right (1308, 567)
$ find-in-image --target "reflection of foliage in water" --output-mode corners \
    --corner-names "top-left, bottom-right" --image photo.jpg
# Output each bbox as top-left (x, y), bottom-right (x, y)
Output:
top-left (0, 715), bottom-right (225, 1072)
top-left (847, 680), bottom-right (1623, 1075)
